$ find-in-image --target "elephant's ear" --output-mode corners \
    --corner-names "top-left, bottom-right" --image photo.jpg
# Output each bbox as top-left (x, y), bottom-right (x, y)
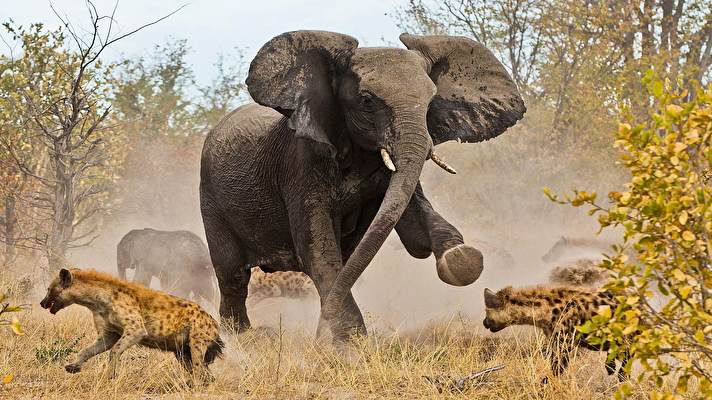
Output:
top-left (400, 33), bottom-right (525, 145)
top-left (246, 31), bottom-right (358, 154)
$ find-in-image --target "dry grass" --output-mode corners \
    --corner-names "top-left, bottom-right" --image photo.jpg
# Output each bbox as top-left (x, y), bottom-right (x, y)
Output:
top-left (0, 299), bottom-right (661, 400)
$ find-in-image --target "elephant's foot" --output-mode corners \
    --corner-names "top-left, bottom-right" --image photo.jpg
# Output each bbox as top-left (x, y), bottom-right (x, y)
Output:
top-left (436, 244), bottom-right (483, 286)
top-left (316, 314), bottom-right (331, 340)
top-left (323, 305), bottom-right (367, 344)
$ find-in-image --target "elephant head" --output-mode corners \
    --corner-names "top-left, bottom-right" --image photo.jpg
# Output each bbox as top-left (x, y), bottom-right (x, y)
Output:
top-left (245, 31), bottom-right (525, 319)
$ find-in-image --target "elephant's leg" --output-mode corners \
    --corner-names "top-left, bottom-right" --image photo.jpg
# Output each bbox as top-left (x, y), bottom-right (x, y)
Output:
top-left (394, 195), bottom-right (433, 259)
top-left (288, 200), bottom-right (366, 342)
top-left (201, 197), bottom-right (250, 332)
top-left (396, 182), bottom-right (484, 286)
top-left (133, 267), bottom-right (153, 287)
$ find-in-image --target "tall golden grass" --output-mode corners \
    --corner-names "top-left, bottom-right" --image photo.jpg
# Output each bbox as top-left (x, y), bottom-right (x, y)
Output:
top-left (1, 298), bottom-right (664, 399)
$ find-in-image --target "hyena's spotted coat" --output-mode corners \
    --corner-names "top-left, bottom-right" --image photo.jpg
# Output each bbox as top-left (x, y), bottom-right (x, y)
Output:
top-left (247, 268), bottom-right (317, 305)
top-left (549, 259), bottom-right (611, 287)
top-left (482, 285), bottom-right (629, 380)
top-left (40, 268), bottom-right (223, 383)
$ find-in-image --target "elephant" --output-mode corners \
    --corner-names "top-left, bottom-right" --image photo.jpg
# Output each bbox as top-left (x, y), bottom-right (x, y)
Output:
top-left (116, 228), bottom-right (218, 306)
top-left (199, 31), bottom-right (525, 341)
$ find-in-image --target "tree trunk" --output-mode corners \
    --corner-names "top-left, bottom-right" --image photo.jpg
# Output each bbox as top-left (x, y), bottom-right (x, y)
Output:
top-left (4, 194), bottom-right (17, 265)
top-left (46, 146), bottom-right (75, 273)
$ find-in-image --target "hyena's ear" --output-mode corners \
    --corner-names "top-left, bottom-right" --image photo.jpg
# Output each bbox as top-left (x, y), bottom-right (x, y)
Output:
top-left (484, 288), bottom-right (503, 309)
top-left (59, 268), bottom-right (73, 287)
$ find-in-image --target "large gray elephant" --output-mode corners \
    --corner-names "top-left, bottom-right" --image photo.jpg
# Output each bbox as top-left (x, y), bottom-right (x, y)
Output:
top-left (116, 228), bottom-right (218, 306)
top-left (200, 31), bottom-right (525, 340)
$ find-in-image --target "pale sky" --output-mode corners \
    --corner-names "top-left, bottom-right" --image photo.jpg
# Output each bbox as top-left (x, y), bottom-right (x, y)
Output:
top-left (0, 0), bottom-right (408, 85)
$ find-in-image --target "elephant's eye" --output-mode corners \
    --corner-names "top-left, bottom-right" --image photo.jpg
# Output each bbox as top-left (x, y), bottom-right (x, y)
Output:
top-left (359, 93), bottom-right (375, 110)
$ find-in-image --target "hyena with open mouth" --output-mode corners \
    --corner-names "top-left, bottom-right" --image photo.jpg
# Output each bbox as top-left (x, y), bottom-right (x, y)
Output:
top-left (40, 268), bottom-right (224, 384)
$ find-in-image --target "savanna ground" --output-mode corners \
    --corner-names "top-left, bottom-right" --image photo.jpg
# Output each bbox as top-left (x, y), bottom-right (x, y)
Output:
top-left (2, 302), bottom-right (657, 400)
top-left (0, 246), bottom-right (669, 400)
top-left (2, 1), bottom-right (710, 397)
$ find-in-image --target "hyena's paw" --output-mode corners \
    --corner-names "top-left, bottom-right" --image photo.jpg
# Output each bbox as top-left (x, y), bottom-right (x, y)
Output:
top-left (64, 363), bottom-right (82, 373)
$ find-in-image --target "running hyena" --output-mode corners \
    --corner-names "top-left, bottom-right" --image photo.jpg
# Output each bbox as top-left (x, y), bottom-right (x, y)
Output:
top-left (247, 267), bottom-right (317, 305)
top-left (482, 286), bottom-right (629, 380)
top-left (40, 268), bottom-right (224, 383)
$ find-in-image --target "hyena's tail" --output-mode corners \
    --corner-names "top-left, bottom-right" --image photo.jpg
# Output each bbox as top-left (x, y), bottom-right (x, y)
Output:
top-left (204, 336), bottom-right (225, 365)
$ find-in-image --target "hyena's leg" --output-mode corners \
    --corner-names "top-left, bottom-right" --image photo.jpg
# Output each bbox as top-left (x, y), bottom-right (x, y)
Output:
top-left (617, 351), bottom-right (631, 382)
top-left (186, 332), bottom-right (212, 385)
top-left (65, 331), bottom-right (120, 373)
top-left (174, 344), bottom-right (193, 373)
top-left (65, 312), bottom-right (119, 373)
top-left (604, 357), bottom-right (617, 376)
top-left (548, 331), bottom-right (573, 376)
top-left (106, 332), bottom-right (145, 379)
top-left (106, 309), bottom-right (146, 379)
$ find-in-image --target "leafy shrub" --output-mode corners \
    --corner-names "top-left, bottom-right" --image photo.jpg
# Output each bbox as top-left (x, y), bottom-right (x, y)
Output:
top-left (546, 76), bottom-right (711, 398)
top-left (34, 335), bottom-right (84, 363)
top-left (0, 293), bottom-right (25, 335)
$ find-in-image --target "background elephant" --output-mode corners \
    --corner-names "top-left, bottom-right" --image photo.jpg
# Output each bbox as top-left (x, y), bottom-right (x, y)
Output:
top-left (200, 31), bottom-right (525, 340)
top-left (116, 228), bottom-right (218, 307)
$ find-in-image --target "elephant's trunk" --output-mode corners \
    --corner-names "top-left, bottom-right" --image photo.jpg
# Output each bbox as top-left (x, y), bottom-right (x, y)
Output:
top-left (324, 118), bottom-right (430, 321)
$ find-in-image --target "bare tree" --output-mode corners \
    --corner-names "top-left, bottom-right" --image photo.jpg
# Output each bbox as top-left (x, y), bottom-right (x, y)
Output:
top-left (0, 1), bottom-right (183, 272)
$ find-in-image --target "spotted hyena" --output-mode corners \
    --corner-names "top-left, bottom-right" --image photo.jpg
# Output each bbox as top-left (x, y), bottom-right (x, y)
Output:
top-left (40, 268), bottom-right (224, 383)
top-left (247, 267), bottom-right (317, 305)
top-left (549, 259), bottom-right (611, 287)
top-left (482, 286), bottom-right (629, 380)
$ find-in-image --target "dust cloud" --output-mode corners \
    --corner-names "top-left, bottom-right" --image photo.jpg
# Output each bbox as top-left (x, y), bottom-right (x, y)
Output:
top-left (66, 118), bottom-right (623, 335)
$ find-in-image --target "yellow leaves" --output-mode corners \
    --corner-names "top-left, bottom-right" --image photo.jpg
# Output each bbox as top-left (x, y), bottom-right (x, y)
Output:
top-left (678, 286), bottom-right (692, 300)
top-left (684, 128), bottom-right (700, 144)
top-left (570, 190), bottom-right (597, 206)
top-left (597, 305), bottom-right (612, 319)
top-left (694, 330), bottom-right (705, 344)
top-left (620, 191), bottom-right (632, 205)
top-left (672, 142), bottom-right (687, 154)
top-left (618, 123), bottom-right (632, 135)
top-left (671, 269), bottom-right (687, 282)
top-left (1, 374), bottom-right (12, 385)
top-left (678, 211), bottom-right (689, 225)
top-left (679, 195), bottom-right (694, 207)
top-left (681, 231), bottom-right (695, 241)
top-left (622, 320), bottom-right (639, 335)
top-left (9, 317), bottom-right (23, 335)
top-left (665, 104), bottom-right (683, 118)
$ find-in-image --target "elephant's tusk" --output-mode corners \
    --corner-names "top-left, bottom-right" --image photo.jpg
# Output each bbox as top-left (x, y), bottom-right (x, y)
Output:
top-left (380, 148), bottom-right (396, 172)
top-left (431, 152), bottom-right (457, 174)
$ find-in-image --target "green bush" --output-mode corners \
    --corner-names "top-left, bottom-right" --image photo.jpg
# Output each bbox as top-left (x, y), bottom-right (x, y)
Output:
top-left (34, 335), bottom-right (84, 364)
top-left (546, 76), bottom-right (712, 398)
